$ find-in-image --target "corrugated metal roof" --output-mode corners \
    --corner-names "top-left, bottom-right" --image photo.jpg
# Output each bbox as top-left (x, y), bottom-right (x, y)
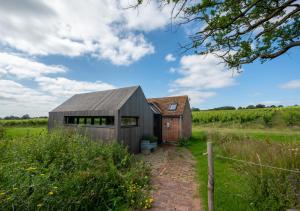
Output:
top-left (51, 86), bottom-right (139, 112)
top-left (147, 95), bottom-right (188, 116)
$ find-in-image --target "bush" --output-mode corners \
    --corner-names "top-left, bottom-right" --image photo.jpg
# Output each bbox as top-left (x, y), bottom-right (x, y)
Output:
top-left (178, 138), bottom-right (190, 147)
top-left (0, 130), bottom-right (152, 210)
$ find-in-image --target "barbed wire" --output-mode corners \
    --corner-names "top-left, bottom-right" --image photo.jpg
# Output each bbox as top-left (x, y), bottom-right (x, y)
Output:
top-left (215, 154), bottom-right (300, 174)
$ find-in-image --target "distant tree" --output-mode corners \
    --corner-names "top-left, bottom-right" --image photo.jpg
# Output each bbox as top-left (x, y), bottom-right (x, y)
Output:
top-left (238, 106), bottom-right (244, 110)
top-left (246, 105), bottom-right (256, 109)
top-left (21, 114), bottom-right (30, 119)
top-left (192, 107), bottom-right (200, 111)
top-left (137, 0), bottom-right (300, 69)
top-left (294, 104), bottom-right (299, 106)
top-left (212, 106), bottom-right (236, 110)
top-left (4, 115), bottom-right (19, 120)
top-left (256, 104), bottom-right (266, 108)
top-left (270, 105), bottom-right (277, 108)
top-left (278, 105), bottom-right (284, 107)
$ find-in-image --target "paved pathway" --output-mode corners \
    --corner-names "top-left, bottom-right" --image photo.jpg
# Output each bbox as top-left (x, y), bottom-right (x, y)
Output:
top-left (141, 145), bottom-right (202, 211)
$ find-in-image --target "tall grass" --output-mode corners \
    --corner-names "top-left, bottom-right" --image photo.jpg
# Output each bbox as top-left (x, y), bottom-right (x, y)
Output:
top-left (210, 132), bottom-right (300, 210)
top-left (0, 130), bottom-right (152, 210)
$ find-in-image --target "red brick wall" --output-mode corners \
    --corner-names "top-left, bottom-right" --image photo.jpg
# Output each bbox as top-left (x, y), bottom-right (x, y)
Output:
top-left (162, 117), bottom-right (180, 142)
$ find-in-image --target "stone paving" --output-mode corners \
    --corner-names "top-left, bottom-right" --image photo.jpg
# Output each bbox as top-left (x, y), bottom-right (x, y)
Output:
top-left (141, 145), bottom-right (202, 211)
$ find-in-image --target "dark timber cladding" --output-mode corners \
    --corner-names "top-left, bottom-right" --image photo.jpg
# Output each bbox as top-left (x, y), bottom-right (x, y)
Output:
top-left (48, 86), bottom-right (154, 153)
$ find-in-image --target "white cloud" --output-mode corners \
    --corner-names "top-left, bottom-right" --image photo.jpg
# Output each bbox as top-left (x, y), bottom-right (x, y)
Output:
top-left (172, 89), bottom-right (216, 105)
top-left (0, 0), bottom-right (172, 65)
top-left (0, 52), bottom-right (66, 79)
top-left (165, 53), bottom-right (176, 62)
top-left (169, 54), bottom-right (239, 106)
top-left (36, 77), bottom-right (115, 97)
top-left (0, 79), bottom-right (58, 117)
top-left (0, 53), bottom-right (116, 117)
top-left (173, 54), bottom-right (236, 90)
top-left (280, 80), bottom-right (300, 89)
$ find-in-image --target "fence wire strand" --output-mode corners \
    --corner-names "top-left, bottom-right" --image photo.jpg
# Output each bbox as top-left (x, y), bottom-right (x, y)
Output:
top-left (215, 154), bottom-right (300, 174)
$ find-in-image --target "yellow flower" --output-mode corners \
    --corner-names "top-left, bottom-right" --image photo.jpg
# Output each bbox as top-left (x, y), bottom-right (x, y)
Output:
top-left (37, 203), bottom-right (43, 207)
top-left (26, 167), bottom-right (37, 171)
top-left (48, 191), bottom-right (54, 196)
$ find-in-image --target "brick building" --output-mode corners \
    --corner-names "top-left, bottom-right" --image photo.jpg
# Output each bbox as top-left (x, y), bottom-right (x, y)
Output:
top-left (148, 96), bottom-right (192, 143)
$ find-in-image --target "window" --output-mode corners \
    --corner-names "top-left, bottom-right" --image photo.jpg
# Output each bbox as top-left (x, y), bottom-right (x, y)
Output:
top-left (121, 117), bottom-right (138, 127)
top-left (168, 103), bottom-right (177, 111)
top-left (64, 116), bottom-right (114, 127)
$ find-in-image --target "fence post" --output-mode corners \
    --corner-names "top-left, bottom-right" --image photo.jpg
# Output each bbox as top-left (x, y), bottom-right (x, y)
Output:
top-left (207, 142), bottom-right (214, 211)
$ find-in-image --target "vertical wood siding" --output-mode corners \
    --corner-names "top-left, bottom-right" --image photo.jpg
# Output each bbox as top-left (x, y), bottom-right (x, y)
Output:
top-left (119, 87), bottom-right (154, 153)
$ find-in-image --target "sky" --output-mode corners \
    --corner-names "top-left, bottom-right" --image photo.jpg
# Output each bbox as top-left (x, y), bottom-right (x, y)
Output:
top-left (0, 0), bottom-right (300, 117)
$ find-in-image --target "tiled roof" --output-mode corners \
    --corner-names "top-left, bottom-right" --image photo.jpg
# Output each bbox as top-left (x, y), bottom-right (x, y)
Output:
top-left (147, 95), bottom-right (188, 116)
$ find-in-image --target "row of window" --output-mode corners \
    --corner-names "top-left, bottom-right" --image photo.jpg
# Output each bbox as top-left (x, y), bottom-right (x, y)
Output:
top-left (64, 116), bottom-right (138, 127)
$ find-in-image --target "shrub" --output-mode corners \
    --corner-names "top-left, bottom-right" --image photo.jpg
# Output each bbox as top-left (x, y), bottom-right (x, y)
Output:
top-left (0, 130), bottom-right (152, 210)
top-left (178, 138), bottom-right (190, 147)
top-left (142, 135), bottom-right (158, 143)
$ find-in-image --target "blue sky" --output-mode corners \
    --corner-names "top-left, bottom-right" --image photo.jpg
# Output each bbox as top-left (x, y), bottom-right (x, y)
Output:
top-left (0, 0), bottom-right (299, 117)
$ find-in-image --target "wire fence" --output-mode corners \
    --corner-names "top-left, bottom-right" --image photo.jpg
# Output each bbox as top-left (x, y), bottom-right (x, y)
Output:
top-left (215, 154), bottom-right (300, 174)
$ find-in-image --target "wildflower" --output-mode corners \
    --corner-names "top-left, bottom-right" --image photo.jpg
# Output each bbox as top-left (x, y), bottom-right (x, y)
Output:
top-left (26, 167), bottom-right (37, 171)
top-left (48, 191), bottom-right (54, 196)
top-left (37, 203), bottom-right (43, 207)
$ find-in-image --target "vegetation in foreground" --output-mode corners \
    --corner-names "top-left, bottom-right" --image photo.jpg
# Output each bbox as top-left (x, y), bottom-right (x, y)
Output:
top-left (192, 106), bottom-right (300, 129)
top-left (0, 130), bottom-right (152, 210)
top-left (188, 129), bottom-right (300, 211)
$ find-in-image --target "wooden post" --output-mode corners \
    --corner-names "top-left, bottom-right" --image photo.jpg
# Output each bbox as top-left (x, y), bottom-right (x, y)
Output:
top-left (207, 142), bottom-right (214, 211)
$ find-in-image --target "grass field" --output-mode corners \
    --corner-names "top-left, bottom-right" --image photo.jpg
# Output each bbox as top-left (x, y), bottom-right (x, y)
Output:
top-left (194, 126), bottom-right (300, 142)
top-left (189, 127), bottom-right (300, 211)
top-left (4, 126), bottom-right (47, 139)
top-left (188, 131), bottom-right (251, 211)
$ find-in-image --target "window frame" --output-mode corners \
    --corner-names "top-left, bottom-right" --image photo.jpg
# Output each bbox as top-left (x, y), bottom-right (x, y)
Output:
top-left (168, 103), bottom-right (177, 111)
top-left (64, 116), bottom-right (115, 128)
top-left (121, 116), bottom-right (139, 128)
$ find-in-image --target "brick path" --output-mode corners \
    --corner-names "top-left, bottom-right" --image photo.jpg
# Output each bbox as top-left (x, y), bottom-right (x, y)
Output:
top-left (141, 145), bottom-right (202, 211)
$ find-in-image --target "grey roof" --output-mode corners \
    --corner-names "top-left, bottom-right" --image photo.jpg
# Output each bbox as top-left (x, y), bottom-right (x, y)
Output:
top-left (51, 86), bottom-right (139, 112)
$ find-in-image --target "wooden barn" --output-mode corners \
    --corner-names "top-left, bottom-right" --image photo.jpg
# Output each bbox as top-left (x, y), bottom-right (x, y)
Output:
top-left (148, 96), bottom-right (192, 143)
top-left (48, 86), bottom-right (153, 153)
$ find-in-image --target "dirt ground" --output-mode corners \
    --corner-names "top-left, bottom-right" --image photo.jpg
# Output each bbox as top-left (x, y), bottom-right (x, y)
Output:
top-left (140, 145), bottom-right (202, 211)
